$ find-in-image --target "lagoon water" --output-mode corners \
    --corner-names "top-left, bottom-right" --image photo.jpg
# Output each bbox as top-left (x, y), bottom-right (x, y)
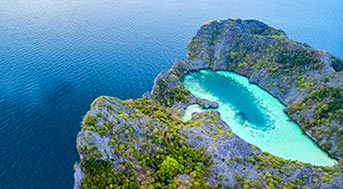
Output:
top-left (0, 0), bottom-right (342, 188)
top-left (182, 70), bottom-right (337, 166)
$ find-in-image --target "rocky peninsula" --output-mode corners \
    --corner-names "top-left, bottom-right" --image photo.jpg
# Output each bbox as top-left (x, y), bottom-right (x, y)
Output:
top-left (74, 19), bottom-right (343, 188)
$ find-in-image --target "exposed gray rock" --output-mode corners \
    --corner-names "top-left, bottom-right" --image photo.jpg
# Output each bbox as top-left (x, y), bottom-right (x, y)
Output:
top-left (75, 19), bottom-right (343, 188)
top-left (73, 164), bottom-right (84, 189)
top-left (197, 98), bottom-right (219, 109)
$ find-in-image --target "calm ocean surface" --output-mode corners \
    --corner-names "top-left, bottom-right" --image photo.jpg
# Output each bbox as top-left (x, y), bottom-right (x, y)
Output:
top-left (0, 0), bottom-right (342, 188)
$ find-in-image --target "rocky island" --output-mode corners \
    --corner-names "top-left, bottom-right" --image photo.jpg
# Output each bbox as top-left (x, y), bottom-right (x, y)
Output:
top-left (74, 19), bottom-right (343, 188)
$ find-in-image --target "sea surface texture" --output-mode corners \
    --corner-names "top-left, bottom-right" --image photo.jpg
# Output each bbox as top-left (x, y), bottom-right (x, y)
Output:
top-left (182, 70), bottom-right (337, 166)
top-left (0, 0), bottom-right (342, 188)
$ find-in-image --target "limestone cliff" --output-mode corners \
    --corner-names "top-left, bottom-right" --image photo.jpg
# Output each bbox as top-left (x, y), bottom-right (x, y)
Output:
top-left (74, 19), bottom-right (343, 188)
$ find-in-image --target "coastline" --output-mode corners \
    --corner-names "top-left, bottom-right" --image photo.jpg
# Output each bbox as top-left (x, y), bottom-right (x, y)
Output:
top-left (74, 19), bottom-right (343, 188)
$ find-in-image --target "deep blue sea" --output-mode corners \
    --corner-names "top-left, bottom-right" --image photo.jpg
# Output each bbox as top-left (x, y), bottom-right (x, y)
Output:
top-left (0, 0), bottom-right (342, 188)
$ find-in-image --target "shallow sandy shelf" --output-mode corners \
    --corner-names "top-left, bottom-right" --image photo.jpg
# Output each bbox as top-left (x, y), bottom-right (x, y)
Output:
top-left (182, 69), bottom-right (337, 166)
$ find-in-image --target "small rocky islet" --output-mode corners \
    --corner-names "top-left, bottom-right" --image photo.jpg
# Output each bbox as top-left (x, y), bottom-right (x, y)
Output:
top-left (74, 19), bottom-right (343, 188)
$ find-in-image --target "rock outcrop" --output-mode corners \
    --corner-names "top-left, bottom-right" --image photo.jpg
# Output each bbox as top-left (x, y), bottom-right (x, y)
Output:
top-left (74, 19), bottom-right (343, 188)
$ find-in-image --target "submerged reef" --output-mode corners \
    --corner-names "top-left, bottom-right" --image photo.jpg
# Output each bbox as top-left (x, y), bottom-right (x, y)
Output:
top-left (74, 19), bottom-right (343, 188)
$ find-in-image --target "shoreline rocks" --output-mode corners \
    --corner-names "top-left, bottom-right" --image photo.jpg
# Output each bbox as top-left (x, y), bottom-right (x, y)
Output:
top-left (75, 19), bottom-right (343, 188)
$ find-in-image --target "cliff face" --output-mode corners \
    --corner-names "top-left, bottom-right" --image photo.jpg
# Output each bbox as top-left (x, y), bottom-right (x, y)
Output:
top-left (153, 18), bottom-right (343, 159)
top-left (74, 19), bottom-right (343, 188)
top-left (182, 19), bottom-right (343, 159)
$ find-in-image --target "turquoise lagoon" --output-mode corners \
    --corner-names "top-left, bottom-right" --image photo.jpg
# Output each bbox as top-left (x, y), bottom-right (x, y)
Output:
top-left (1, 0), bottom-right (342, 188)
top-left (182, 70), bottom-right (337, 166)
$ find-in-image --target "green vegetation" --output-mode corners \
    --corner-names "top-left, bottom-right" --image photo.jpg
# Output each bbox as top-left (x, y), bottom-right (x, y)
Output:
top-left (154, 78), bottom-right (191, 107)
top-left (187, 18), bottom-right (343, 159)
top-left (332, 56), bottom-right (343, 71)
top-left (223, 19), bottom-right (286, 37)
top-left (152, 62), bottom-right (191, 107)
top-left (79, 97), bottom-right (212, 188)
top-left (76, 19), bottom-right (343, 189)
top-left (81, 159), bottom-right (137, 189)
top-left (289, 86), bottom-right (343, 157)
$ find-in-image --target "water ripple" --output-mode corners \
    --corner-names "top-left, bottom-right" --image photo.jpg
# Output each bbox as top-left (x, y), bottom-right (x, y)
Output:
top-left (0, 0), bottom-right (342, 188)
